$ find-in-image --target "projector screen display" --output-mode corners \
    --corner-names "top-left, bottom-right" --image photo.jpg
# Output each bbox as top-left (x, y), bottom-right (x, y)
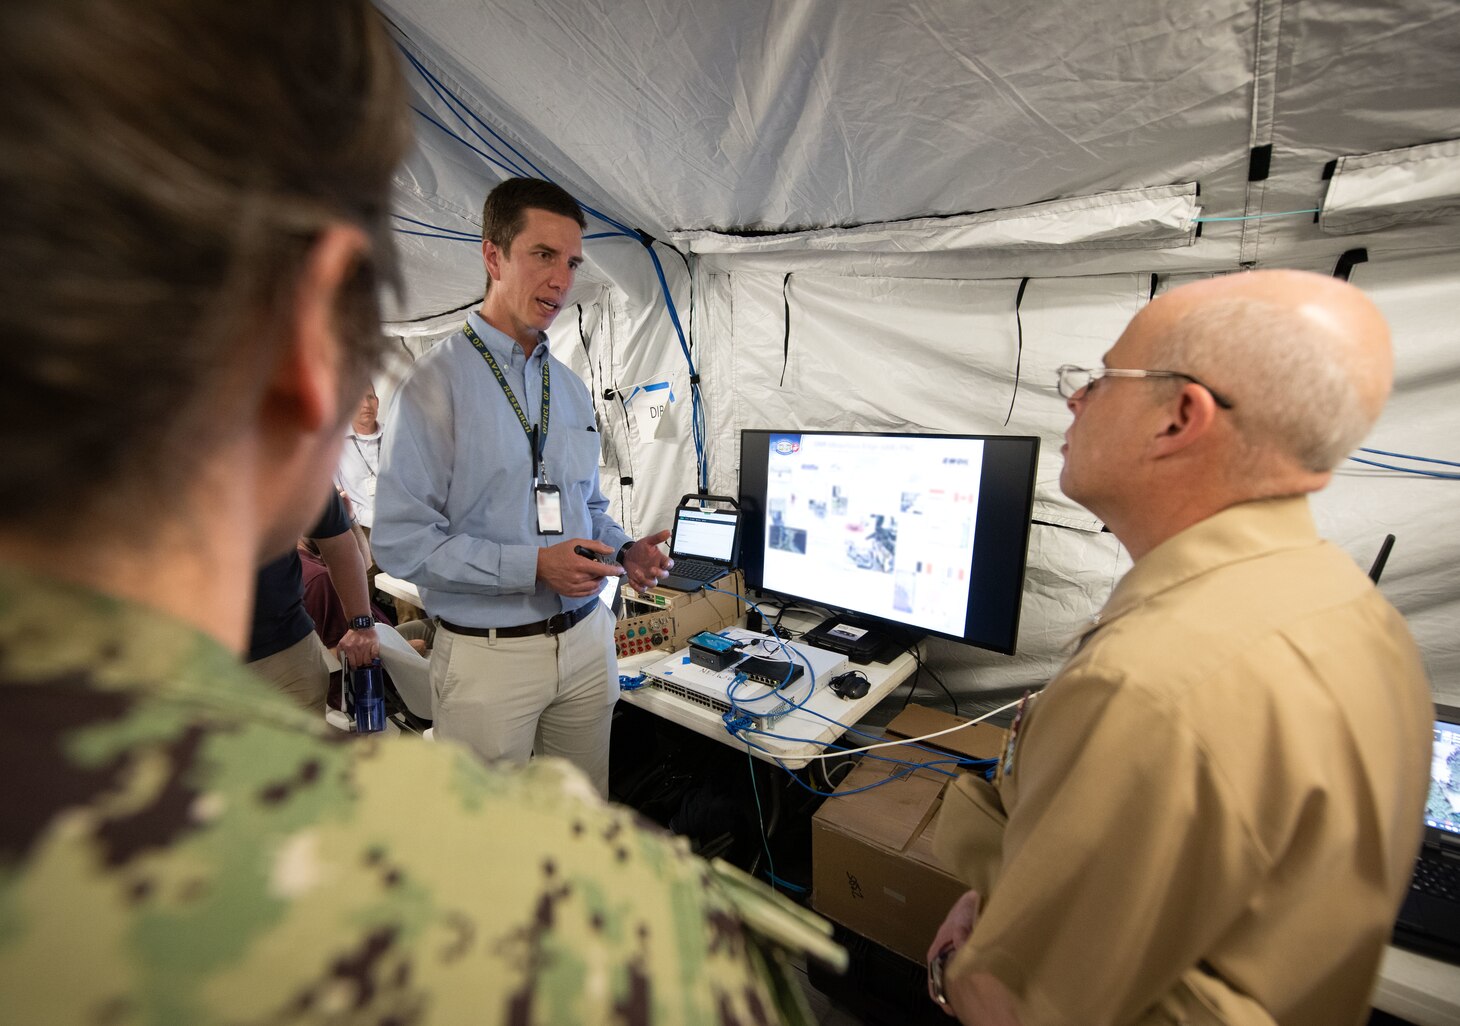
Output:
top-left (739, 429), bottom-right (1040, 654)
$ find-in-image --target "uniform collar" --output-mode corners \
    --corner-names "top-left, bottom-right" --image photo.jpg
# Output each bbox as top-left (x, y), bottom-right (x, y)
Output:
top-left (1085, 495), bottom-right (1321, 639)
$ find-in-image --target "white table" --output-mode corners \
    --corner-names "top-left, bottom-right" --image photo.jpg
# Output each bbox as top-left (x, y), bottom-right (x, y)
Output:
top-left (372, 578), bottom-right (915, 769)
top-left (618, 616), bottom-right (917, 770)
top-left (1373, 945), bottom-right (1460, 1025)
top-left (372, 571), bottom-right (420, 607)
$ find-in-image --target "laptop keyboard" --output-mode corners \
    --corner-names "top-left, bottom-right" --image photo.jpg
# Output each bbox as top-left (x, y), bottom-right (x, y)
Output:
top-left (670, 560), bottom-right (724, 581)
top-left (1412, 856), bottom-right (1460, 902)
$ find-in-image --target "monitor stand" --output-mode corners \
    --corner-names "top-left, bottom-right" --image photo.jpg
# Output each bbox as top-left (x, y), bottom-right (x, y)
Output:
top-left (801, 613), bottom-right (907, 665)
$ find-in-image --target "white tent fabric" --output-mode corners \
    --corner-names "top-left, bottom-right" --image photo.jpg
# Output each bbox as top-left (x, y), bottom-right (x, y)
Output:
top-left (372, 0), bottom-right (1460, 704)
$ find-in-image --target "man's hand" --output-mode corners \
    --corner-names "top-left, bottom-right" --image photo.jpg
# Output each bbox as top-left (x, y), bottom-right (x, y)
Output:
top-left (924, 890), bottom-right (1022, 1024)
top-left (928, 890), bottom-right (981, 1013)
top-left (338, 626), bottom-right (380, 667)
top-left (619, 530), bottom-right (672, 591)
top-left (537, 538), bottom-right (623, 598)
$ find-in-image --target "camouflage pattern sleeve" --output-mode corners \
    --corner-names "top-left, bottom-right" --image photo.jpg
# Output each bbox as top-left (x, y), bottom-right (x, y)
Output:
top-left (0, 568), bottom-right (839, 1024)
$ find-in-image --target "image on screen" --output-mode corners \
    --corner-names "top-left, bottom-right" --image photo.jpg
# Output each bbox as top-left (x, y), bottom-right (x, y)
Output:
top-left (760, 432), bottom-right (987, 637)
top-left (1427, 721), bottom-right (1460, 836)
top-left (739, 429), bottom-right (1039, 655)
top-left (672, 507), bottom-right (738, 561)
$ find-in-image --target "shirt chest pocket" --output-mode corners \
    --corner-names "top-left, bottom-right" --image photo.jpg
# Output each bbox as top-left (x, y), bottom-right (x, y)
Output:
top-left (553, 422), bottom-right (602, 489)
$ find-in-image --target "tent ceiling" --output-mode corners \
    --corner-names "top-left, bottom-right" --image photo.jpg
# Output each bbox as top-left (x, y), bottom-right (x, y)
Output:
top-left (381, 0), bottom-right (1259, 234)
top-left (377, 0), bottom-right (1460, 322)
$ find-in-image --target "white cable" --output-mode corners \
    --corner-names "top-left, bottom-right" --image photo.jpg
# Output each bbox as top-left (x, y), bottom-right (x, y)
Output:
top-left (790, 695), bottom-right (1024, 762)
top-left (601, 376), bottom-right (661, 398)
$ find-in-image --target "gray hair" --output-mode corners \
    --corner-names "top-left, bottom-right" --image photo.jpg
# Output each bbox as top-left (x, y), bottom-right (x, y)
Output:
top-left (1157, 296), bottom-right (1378, 473)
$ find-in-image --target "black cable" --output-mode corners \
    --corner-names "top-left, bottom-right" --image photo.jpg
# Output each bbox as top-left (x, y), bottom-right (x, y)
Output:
top-left (779, 272), bottom-right (793, 387)
top-left (769, 602), bottom-right (825, 637)
top-left (925, 664), bottom-right (961, 718)
top-left (900, 644), bottom-right (924, 712)
top-left (409, 295), bottom-right (483, 323)
top-left (576, 303), bottom-right (599, 402)
top-left (911, 644), bottom-right (961, 717)
top-left (1002, 277), bottom-right (1030, 427)
top-left (600, 310), bottom-right (638, 528)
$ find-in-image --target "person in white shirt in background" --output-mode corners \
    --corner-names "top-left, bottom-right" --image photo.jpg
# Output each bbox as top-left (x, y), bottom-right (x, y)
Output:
top-left (337, 384), bottom-right (382, 532)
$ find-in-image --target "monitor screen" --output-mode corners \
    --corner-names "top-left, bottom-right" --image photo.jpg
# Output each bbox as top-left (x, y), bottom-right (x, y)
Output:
top-left (738, 429), bottom-right (1040, 654)
top-left (670, 506), bottom-right (739, 562)
top-left (1427, 719), bottom-right (1460, 837)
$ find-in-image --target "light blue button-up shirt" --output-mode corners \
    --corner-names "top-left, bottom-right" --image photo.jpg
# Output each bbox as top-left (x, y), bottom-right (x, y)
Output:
top-left (372, 311), bottom-right (629, 628)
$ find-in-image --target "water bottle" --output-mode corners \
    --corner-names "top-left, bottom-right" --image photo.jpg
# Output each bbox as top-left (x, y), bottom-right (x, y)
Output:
top-left (352, 658), bottom-right (386, 734)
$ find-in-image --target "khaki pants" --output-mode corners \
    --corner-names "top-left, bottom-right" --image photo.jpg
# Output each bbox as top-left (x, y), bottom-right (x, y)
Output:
top-left (247, 631), bottom-right (330, 713)
top-left (430, 603), bottom-right (617, 795)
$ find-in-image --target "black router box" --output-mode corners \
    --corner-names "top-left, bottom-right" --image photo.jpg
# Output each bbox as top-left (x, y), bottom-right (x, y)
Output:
top-left (801, 614), bottom-right (903, 664)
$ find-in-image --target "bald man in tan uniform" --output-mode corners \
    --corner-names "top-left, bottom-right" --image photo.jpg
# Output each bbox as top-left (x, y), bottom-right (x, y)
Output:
top-left (928, 270), bottom-right (1433, 1026)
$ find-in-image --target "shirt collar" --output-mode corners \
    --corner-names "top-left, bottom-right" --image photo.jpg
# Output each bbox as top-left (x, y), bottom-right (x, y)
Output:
top-left (1088, 495), bottom-right (1321, 637)
top-left (466, 310), bottom-right (549, 369)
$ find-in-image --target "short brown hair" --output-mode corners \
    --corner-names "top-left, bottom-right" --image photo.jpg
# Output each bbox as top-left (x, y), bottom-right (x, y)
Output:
top-left (481, 178), bottom-right (587, 261)
top-left (0, 0), bottom-right (409, 534)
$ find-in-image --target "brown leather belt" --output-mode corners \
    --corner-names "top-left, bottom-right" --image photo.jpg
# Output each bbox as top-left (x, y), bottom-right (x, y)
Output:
top-left (437, 602), bottom-right (594, 639)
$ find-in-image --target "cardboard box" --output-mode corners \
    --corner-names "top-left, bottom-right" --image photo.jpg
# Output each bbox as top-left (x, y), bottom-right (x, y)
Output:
top-left (811, 704), bottom-right (1006, 963)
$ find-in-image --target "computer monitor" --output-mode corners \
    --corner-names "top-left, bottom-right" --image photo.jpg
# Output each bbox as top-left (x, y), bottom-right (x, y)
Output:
top-left (738, 429), bottom-right (1040, 658)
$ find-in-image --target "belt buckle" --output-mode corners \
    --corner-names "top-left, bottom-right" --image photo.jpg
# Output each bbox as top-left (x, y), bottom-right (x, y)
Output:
top-left (545, 612), bottom-right (570, 636)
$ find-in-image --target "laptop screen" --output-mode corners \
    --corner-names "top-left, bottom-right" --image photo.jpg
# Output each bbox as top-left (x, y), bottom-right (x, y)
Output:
top-left (671, 507), bottom-right (739, 563)
top-left (1426, 718), bottom-right (1460, 837)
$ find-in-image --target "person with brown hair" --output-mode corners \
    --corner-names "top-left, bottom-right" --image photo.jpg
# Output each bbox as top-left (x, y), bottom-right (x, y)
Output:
top-left (0, 3), bottom-right (830, 1022)
top-left (374, 177), bottom-right (674, 797)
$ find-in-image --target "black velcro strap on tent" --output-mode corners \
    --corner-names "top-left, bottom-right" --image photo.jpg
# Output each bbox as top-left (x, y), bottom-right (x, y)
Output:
top-left (1248, 145), bottom-right (1273, 182)
top-left (1333, 248), bottom-right (1368, 281)
top-left (619, 476), bottom-right (634, 486)
top-left (1317, 160), bottom-right (1340, 221)
top-left (1149, 273), bottom-right (1160, 302)
top-left (1002, 277), bottom-right (1031, 427)
top-left (779, 272), bottom-right (793, 387)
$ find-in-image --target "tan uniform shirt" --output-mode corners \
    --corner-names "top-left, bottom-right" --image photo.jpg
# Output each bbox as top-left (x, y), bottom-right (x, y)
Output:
top-left (935, 497), bottom-right (1432, 1026)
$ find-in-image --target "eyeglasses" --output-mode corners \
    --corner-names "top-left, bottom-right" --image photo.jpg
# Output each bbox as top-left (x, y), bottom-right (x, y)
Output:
top-left (1055, 364), bottom-right (1234, 410)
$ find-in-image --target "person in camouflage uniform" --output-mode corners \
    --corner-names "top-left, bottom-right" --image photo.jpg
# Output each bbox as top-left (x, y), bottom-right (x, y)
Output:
top-left (0, 2), bottom-right (840, 1023)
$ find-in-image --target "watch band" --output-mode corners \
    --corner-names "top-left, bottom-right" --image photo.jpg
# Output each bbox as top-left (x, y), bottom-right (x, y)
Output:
top-left (348, 615), bottom-right (375, 631)
top-left (615, 542), bottom-right (633, 566)
top-left (929, 945), bottom-right (954, 1007)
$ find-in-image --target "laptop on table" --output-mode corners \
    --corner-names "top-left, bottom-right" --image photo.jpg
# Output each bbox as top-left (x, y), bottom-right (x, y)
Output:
top-left (657, 503), bottom-right (740, 593)
top-left (1392, 707), bottom-right (1460, 964)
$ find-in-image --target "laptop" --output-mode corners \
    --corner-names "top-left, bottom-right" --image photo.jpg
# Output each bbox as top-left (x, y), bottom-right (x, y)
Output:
top-left (1392, 707), bottom-right (1460, 964)
top-left (657, 504), bottom-right (740, 592)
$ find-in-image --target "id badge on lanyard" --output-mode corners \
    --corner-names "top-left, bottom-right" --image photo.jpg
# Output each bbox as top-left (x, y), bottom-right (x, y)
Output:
top-left (535, 482), bottom-right (563, 535)
top-left (465, 322), bottom-right (561, 537)
top-left (531, 422), bottom-right (563, 535)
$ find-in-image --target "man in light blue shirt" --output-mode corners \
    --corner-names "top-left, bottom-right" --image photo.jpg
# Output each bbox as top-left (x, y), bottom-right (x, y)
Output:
top-left (374, 178), bottom-right (672, 793)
